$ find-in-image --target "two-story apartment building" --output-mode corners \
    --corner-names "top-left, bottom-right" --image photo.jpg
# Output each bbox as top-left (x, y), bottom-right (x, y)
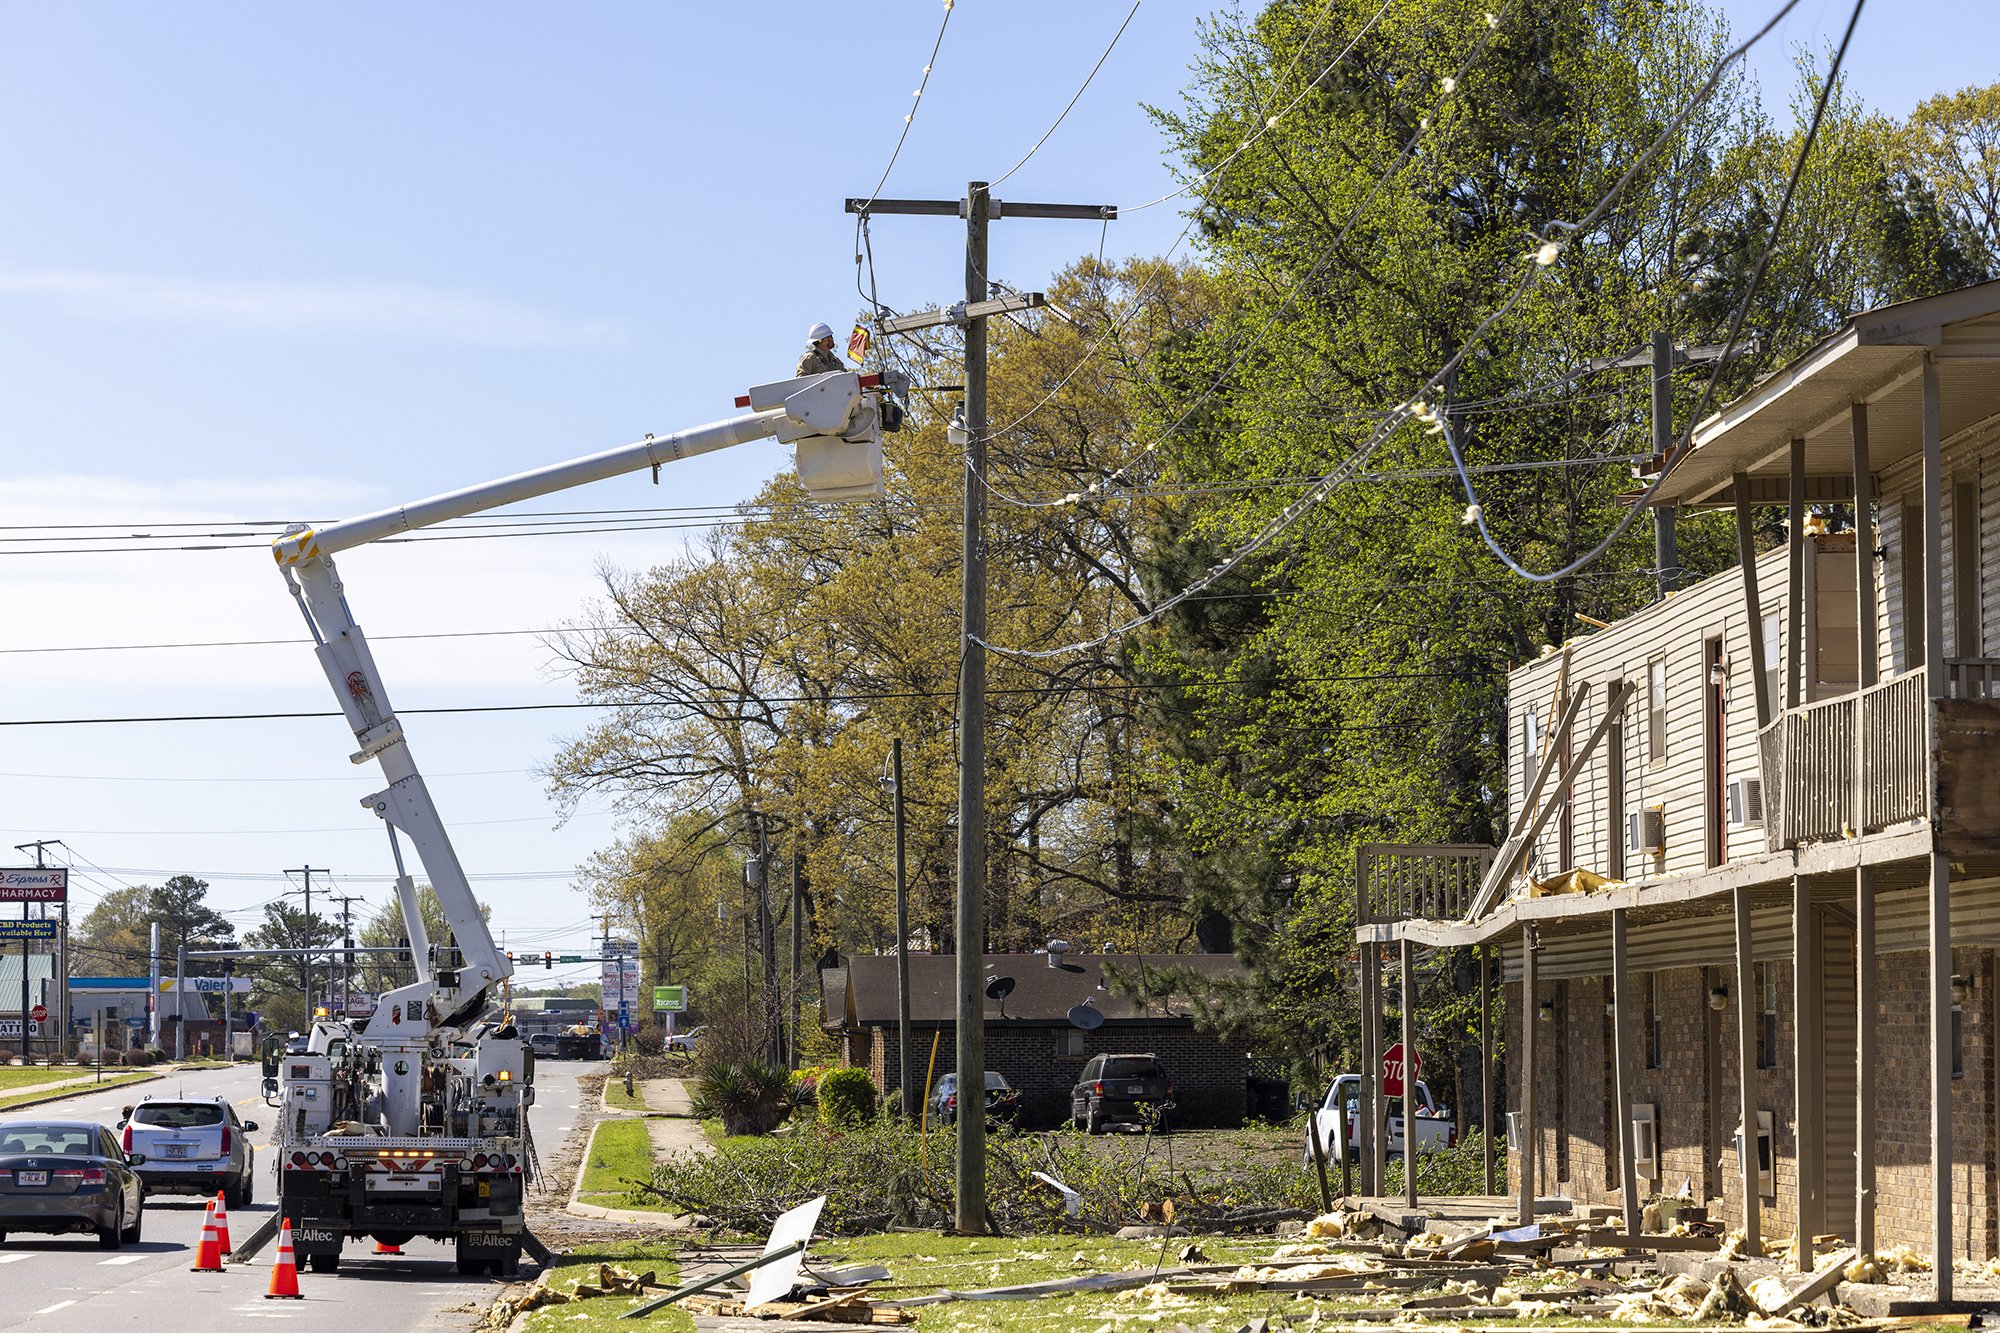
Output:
top-left (1353, 279), bottom-right (2000, 1297)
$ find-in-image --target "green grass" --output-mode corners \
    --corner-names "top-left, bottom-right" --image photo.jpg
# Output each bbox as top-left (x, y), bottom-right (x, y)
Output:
top-left (697, 1116), bottom-right (764, 1151)
top-left (522, 1239), bottom-right (690, 1333)
top-left (0, 1070), bottom-right (156, 1111)
top-left (0, 1067), bottom-right (89, 1092)
top-left (577, 1118), bottom-right (662, 1208)
top-left (602, 1079), bottom-right (648, 1113)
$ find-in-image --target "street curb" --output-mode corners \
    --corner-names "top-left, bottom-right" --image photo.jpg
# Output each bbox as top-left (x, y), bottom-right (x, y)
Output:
top-left (0, 1071), bottom-right (166, 1113)
top-left (563, 1116), bottom-right (704, 1230)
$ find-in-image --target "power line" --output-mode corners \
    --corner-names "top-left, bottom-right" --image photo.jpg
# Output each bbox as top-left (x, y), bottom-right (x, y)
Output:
top-left (1441, 0), bottom-right (1863, 584)
top-left (986, 0), bottom-right (1142, 190)
top-left (0, 665), bottom-right (1487, 730)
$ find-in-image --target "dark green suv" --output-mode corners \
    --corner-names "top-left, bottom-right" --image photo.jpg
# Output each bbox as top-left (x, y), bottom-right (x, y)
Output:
top-left (1069, 1053), bottom-right (1173, 1133)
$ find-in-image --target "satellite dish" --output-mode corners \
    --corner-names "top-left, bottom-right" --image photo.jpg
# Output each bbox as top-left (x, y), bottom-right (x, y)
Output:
top-left (1067, 1003), bottom-right (1105, 1031)
top-left (984, 975), bottom-right (1016, 1017)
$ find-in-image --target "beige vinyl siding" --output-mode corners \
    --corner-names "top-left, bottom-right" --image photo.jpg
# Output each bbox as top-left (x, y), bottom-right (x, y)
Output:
top-left (1509, 545), bottom-right (1782, 886)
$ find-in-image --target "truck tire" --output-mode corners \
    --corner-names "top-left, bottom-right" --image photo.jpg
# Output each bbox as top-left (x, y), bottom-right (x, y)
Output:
top-left (308, 1252), bottom-right (340, 1274)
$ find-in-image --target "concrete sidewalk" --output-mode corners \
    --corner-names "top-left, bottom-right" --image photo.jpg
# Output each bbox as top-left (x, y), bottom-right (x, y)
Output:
top-left (638, 1076), bottom-right (711, 1160)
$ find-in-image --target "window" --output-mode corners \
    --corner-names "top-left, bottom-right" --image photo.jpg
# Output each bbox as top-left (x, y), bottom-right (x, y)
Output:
top-left (1631, 1103), bottom-right (1659, 1181)
top-left (1644, 973), bottom-right (1663, 1070)
top-left (1647, 655), bottom-right (1668, 763)
top-left (1054, 1029), bottom-right (1084, 1058)
top-left (1756, 963), bottom-right (1778, 1070)
top-left (1953, 1004), bottom-right (1964, 1080)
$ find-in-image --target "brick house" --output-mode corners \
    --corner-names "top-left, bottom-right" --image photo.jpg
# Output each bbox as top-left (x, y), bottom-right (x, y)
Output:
top-left (1353, 279), bottom-right (2000, 1294)
top-left (827, 952), bottom-right (1252, 1127)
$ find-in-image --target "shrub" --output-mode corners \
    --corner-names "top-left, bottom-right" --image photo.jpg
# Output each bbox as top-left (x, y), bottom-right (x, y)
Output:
top-left (817, 1068), bottom-right (877, 1128)
top-left (631, 1026), bottom-right (665, 1057)
top-left (688, 1059), bottom-right (790, 1137)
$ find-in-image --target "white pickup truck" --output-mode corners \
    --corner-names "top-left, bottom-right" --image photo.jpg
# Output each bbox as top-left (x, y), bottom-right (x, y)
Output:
top-left (1301, 1074), bottom-right (1455, 1165)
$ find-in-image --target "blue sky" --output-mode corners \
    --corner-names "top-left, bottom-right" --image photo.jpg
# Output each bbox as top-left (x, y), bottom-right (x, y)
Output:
top-left (0, 0), bottom-right (1990, 990)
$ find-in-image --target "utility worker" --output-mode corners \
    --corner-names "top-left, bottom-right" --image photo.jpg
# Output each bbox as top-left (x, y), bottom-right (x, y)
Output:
top-left (796, 321), bottom-right (845, 377)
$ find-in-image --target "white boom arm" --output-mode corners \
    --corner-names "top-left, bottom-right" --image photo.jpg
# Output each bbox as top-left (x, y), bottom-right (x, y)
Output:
top-left (271, 373), bottom-right (883, 1104)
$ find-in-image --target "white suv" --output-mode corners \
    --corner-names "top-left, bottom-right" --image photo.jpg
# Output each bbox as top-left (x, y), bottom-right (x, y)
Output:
top-left (120, 1096), bottom-right (258, 1208)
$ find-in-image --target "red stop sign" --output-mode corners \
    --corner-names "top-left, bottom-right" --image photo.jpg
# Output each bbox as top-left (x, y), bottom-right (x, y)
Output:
top-left (29, 1004), bottom-right (47, 1023)
top-left (1382, 1041), bottom-right (1421, 1097)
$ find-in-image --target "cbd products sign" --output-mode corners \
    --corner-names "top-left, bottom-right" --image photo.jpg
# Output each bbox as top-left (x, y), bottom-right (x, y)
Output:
top-left (0, 868), bottom-right (66, 903)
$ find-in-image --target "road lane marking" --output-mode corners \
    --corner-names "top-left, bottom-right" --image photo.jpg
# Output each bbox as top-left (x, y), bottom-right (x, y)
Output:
top-left (100, 1254), bottom-right (147, 1265)
top-left (34, 1302), bottom-right (76, 1314)
top-left (0, 1253), bottom-right (32, 1263)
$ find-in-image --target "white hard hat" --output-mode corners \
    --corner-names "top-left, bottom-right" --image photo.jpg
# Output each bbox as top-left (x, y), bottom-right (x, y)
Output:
top-left (809, 322), bottom-right (834, 342)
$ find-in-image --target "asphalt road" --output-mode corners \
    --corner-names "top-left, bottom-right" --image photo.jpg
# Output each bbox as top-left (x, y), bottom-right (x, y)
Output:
top-left (0, 1058), bottom-right (599, 1330)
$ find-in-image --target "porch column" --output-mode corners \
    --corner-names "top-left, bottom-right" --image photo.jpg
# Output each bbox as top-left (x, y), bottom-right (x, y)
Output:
top-left (1363, 942), bottom-right (1383, 1196)
top-left (1922, 354), bottom-right (1952, 1296)
top-left (1736, 474), bottom-right (1774, 730)
top-left (1787, 437), bottom-right (1807, 711)
top-left (1481, 945), bottom-right (1497, 1196)
top-left (1401, 937), bottom-right (1418, 1208)
top-left (1856, 865), bottom-right (1876, 1253)
top-left (1852, 396), bottom-right (1878, 1256)
top-left (1610, 910), bottom-right (1640, 1238)
top-left (1518, 926), bottom-right (1538, 1227)
top-left (1792, 873), bottom-right (1821, 1269)
top-left (1734, 884), bottom-right (1761, 1252)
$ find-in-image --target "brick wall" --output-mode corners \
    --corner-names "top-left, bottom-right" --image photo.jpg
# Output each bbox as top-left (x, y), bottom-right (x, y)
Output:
top-left (849, 1020), bottom-right (1251, 1128)
top-left (1506, 947), bottom-right (2000, 1258)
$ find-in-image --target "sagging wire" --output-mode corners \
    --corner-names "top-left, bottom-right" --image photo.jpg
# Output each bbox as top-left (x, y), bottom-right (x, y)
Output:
top-left (968, 0), bottom-right (1829, 659)
top-left (987, 0), bottom-right (1142, 190)
top-left (1117, 0), bottom-right (1397, 215)
top-left (1437, 0), bottom-right (1864, 585)
top-left (938, 0), bottom-right (1393, 447)
top-left (969, 0), bottom-right (1516, 512)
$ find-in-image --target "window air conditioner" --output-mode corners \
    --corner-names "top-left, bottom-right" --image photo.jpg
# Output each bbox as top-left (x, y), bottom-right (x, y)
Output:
top-left (1727, 777), bottom-right (1764, 827)
top-left (1626, 807), bottom-right (1665, 855)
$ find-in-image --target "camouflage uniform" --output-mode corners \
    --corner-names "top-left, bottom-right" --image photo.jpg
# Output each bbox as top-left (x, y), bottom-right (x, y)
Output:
top-left (795, 344), bottom-right (845, 377)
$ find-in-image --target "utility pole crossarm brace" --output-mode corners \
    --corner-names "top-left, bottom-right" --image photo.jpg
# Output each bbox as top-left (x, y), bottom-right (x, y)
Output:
top-left (879, 293), bottom-right (1045, 335)
top-left (844, 198), bottom-right (1117, 222)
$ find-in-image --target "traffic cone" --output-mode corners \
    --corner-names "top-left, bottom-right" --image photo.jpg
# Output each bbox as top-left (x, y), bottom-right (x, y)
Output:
top-left (265, 1218), bottom-right (303, 1299)
top-left (189, 1199), bottom-right (224, 1272)
top-left (211, 1190), bottom-right (233, 1255)
top-left (372, 1238), bottom-right (403, 1255)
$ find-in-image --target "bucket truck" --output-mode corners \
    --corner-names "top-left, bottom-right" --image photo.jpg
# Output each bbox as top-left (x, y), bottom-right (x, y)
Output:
top-left (258, 370), bottom-right (896, 1275)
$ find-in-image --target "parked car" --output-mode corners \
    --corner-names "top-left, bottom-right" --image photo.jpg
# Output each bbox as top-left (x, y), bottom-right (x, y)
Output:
top-left (528, 1032), bottom-right (560, 1060)
top-left (1301, 1074), bottom-right (1454, 1165)
top-left (927, 1072), bottom-right (1021, 1127)
top-left (121, 1095), bottom-right (258, 1207)
top-left (0, 1119), bottom-right (147, 1249)
top-left (1070, 1053), bottom-right (1173, 1133)
top-left (664, 1026), bottom-right (705, 1054)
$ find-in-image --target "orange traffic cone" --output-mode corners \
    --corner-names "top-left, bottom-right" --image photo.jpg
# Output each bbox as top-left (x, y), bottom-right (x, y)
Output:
top-left (189, 1199), bottom-right (224, 1272)
top-left (372, 1238), bottom-right (403, 1255)
top-left (211, 1190), bottom-right (233, 1255)
top-left (265, 1218), bottom-right (303, 1299)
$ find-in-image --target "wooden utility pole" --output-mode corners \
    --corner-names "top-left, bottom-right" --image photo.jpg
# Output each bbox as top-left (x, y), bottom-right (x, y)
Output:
top-left (891, 738), bottom-right (912, 1119)
top-left (846, 184), bottom-right (1114, 1233)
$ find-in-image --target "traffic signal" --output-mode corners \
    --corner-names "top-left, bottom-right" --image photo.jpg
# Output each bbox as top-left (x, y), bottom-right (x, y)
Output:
top-left (543, 951), bottom-right (553, 970)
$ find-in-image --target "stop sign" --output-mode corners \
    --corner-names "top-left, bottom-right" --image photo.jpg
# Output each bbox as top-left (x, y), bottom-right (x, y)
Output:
top-left (1382, 1041), bottom-right (1421, 1097)
top-left (29, 1004), bottom-right (47, 1023)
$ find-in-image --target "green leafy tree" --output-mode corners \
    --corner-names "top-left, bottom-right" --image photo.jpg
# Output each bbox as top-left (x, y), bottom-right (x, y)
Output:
top-left (243, 902), bottom-right (340, 1034)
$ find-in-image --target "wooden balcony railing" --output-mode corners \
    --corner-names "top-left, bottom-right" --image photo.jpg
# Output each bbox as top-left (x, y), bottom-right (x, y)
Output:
top-left (1946, 658), bottom-right (2000, 699)
top-left (1357, 843), bottom-right (1496, 926)
top-left (1759, 669), bottom-right (1928, 850)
